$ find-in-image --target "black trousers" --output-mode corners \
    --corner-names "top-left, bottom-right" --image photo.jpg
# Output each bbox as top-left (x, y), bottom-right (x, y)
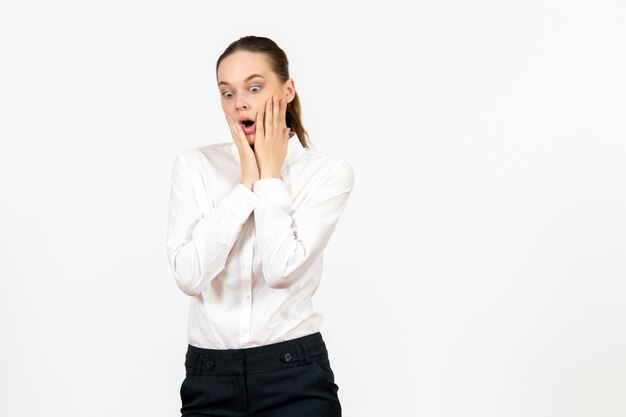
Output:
top-left (180, 331), bottom-right (342, 416)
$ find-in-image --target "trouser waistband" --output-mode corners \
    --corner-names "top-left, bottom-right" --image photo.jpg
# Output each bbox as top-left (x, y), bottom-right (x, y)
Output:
top-left (185, 332), bottom-right (328, 376)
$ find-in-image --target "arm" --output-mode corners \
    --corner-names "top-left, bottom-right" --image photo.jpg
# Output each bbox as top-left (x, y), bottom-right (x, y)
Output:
top-left (166, 152), bottom-right (260, 296)
top-left (252, 161), bottom-right (355, 289)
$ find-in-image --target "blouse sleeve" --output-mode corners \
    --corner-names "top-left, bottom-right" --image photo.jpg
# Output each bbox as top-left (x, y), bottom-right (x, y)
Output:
top-left (252, 161), bottom-right (355, 289)
top-left (166, 152), bottom-right (260, 296)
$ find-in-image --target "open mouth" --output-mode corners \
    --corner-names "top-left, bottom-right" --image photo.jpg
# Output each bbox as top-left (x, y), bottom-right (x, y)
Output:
top-left (240, 118), bottom-right (256, 134)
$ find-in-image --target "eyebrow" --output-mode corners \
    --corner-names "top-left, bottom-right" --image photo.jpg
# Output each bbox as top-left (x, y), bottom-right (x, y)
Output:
top-left (218, 74), bottom-right (265, 86)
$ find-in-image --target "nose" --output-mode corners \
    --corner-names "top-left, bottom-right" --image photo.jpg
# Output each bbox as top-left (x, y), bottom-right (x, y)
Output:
top-left (235, 100), bottom-right (249, 113)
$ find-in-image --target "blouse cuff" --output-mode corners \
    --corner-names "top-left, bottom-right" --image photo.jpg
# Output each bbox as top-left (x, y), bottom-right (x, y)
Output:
top-left (217, 183), bottom-right (261, 219)
top-left (253, 178), bottom-right (291, 209)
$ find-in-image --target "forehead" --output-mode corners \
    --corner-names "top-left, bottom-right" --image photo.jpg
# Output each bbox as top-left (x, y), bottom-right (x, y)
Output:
top-left (217, 51), bottom-right (274, 84)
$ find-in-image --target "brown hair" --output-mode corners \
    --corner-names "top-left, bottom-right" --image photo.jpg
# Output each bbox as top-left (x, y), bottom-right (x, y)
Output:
top-left (216, 35), bottom-right (310, 148)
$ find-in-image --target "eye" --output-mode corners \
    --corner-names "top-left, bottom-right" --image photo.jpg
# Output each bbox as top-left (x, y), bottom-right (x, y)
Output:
top-left (250, 85), bottom-right (261, 93)
top-left (222, 91), bottom-right (233, 98)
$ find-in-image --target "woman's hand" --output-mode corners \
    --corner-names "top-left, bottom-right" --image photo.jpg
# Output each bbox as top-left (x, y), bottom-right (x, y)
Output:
top-left (225, 112), bottom-right (259, 190)
top-left (254, 95), bottom-right (291, 179)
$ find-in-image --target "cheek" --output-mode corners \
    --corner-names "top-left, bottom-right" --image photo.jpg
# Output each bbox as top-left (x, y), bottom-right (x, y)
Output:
top-left (256, 93), bottom-right (274, 108)
top-left (224, 107), bottom-right (236, 118)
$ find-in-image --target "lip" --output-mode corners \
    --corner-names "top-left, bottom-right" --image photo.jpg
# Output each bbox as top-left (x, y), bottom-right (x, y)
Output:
top-left (238, 115), bottom-right (255, 125)
top-left (238, 115), bottom-right (256, 135)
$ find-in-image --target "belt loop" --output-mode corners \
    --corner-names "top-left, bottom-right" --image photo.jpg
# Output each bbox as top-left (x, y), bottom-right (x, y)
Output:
top-left (301, 342), bottom-right (311, 365)
top-left (193, 354), bottom-right (201, 376)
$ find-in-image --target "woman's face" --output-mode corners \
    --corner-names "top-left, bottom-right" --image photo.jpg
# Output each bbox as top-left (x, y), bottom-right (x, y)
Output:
top-left (217, 51), bottom-right (295, 146)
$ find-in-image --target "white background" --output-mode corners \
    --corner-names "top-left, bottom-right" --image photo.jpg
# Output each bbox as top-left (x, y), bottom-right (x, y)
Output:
top-left (1, 1), bottom-right (625, 416)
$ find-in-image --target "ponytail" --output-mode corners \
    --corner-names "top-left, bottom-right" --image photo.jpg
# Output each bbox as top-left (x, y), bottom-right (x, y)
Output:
top-left (286, 91), bottom-right (309, 148)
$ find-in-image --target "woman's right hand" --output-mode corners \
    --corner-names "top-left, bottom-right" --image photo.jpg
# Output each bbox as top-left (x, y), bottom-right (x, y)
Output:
top-left (225, 113), bottom-right (259, 190)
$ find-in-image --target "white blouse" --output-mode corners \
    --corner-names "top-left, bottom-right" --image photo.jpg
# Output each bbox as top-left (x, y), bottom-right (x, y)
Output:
top-left (165, 132), bottom-right (355, 349)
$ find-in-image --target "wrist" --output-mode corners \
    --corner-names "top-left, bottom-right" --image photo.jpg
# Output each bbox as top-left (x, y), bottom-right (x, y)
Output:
top-left (259, 171), bottom-right (281, 179)
top-left (240, 181), bottom-right (255, 190)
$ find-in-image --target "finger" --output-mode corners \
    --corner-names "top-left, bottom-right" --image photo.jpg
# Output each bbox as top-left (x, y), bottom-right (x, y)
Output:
top-left (225, 113), bottom-right (240, 142)
top-left (264, 96), bottom-right (273, 139)
top-left (234, 120), bottom-right (247, 143)
top-left (279, 97), bottom-right (287, 129)
top-left (256, 107), bottom-right (264, 141)
top-left (226, 113), bottom-right (246, 146)
top-left (224, 113), bottom-right (237, 139)
top-left (273, 95), bottom-right (280, 130)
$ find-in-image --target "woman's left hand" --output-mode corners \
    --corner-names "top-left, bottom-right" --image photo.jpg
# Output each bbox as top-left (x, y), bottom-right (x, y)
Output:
top-left (254, 94), bottom-right (291, 179)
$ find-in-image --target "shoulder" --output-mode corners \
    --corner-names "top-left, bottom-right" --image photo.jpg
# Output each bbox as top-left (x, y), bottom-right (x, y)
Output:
top-left (302, 146), bottom-right (355, 187)
top-left (170, 141), bottom-right (233, 172)
top-left (174, 140), bottom-right (232, 164)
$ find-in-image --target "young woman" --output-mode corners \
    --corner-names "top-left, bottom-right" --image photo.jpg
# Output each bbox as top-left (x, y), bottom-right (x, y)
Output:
top-left (166, 35), bottom-right (354, 417)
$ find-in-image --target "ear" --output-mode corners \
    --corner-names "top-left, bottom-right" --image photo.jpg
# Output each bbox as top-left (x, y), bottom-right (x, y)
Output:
top-left (283, 78), bottom-right (296, 103)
